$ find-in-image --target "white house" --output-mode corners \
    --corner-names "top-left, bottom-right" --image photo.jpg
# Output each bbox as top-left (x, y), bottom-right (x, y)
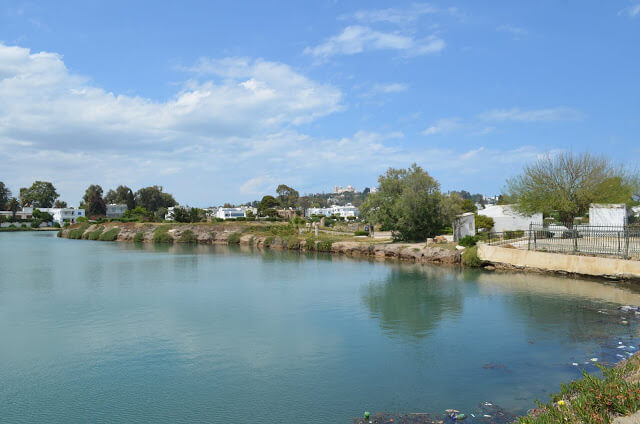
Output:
top-left (332, 203), bottom-right (359, 219)
top-left (23, 207), bottom-right (85, 224)
top-left (305, 207), bottom-right (333, 218)
top-left (106, 204), bottom-right (128, 218)
top-left (216, 208), bottom-right (246, 220)
top-left (589, 204), bottom-right (630, 226)
top-left (478, 205), bottom-right (542, 233)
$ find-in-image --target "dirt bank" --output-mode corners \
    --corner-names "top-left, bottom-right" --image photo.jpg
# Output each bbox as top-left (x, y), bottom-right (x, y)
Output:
top-left (59, 222), bottom-right (462, 265)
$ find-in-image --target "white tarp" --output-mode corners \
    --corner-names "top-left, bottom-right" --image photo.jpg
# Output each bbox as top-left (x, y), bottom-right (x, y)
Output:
top-left (589, 204), bottom-right (628, 226)
top-left (478, 205), bottom-right (542, 233)
top-left (453, 212), bottom-right (475, 242)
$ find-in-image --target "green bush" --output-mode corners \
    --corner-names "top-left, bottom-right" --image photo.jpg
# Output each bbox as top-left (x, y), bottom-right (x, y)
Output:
top-left (133, 232), bottom-right (144, 243)
top-left (53, 222), bottom-right (61, 228)
top-left (214, 218), bottom-right (224, 222)
top-left (284, 236), bottom-right (300, 250)
top-left (458, 235), bottom-right (479, 247)
top-left (57, 229), bottom-right (62, 237)
top-left (76, 216), bottom-right (87, 222)
top-left (68, 223), bottom-right (91, 239)
top-left (441, 226), bottom-right (453, 235)
top-left (354, 230), bottom-right (369, 236)
top-left (227, 232), bottom-right (241, 244)
top-left (263, 236), bottom-right (275, 247)
top-left (99, 228), bottom-right (120, 241)
top-left (462, 246), bottom-right (482, 267)
top-left (316, 240), bottom-right (333, 252)
top-left (235, 217), bottom-right (246, 221)
top-left (178, 229), bottom-right (197, 244)
top-left (153, 225), bottom-right (174, 243)
top-left (475, 214), bottom-right (494, 232)
top-left (87, 226), bottom-right (104, 240)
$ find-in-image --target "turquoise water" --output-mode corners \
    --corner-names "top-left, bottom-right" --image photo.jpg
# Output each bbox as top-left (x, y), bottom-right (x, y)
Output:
top-left (1, 232), bottom-right (640, 423)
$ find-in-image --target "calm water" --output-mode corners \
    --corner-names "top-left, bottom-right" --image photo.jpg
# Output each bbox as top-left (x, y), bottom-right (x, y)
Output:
top-left (1, 232), bottom-right (640, 423)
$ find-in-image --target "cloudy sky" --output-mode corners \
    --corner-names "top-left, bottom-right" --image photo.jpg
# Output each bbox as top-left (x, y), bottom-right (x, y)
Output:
top-left (1, 0), bottom-right (639, 206)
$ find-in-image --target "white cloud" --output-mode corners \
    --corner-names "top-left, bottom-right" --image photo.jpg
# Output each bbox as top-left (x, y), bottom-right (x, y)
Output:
top-left (303, 25), bottom-right (445, 59)
top-left (360, 82), bottom-right (408, 98)
top-left (619, 4), bottom-right (640, 17)
top-left (421, 118), bottom-right (463, 136)
top-left (479, 107), bottom-right (584, 122)
top-left (345, 3), bottom-right (437, 25)
top-left (496, 25), bottom-right (528, 36)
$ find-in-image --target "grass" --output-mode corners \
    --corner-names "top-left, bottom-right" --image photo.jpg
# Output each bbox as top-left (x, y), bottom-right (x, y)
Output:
top-left (153, 225), bottom-right (174, 244)
top-left (518, 356), bottom-right (640, 424)
top-left (227, 232), bottom-right (241, 244)
top-left (87, 226), bottom-right (104, 240)
top-left (462, 246), bottom-right (482, 267)
top-left (178, 229), bottom-right (197, 244)
top-left (263, 236), bottom-right (275, 247)
top-left (68, 223), bottom-right (91, 239)
top-left (99, 228), bottom-right (120, 241)
top-left (133, 232), bottom-right (144, 243)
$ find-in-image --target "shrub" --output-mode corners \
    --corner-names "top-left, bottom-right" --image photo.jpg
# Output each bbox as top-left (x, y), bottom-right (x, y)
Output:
top-left (214, 218), bottom-right (224, 222)
top-left (68, 223), bottom-right (91, 239)
top-left (284, 236), bottom-right (300, 250)
top-left (133, 232), bottom-right (144, 243)
top-left (87, 226), bottom-right (104, 240)
top-left (227, 232), bottom-right (241, 244)
top-left (462, 246), bottom-right (482, 267)
top-left (263, 236), bottom-right (275, 247)
top-left (178, 229), bottom-right (197, 244)
top-left (235, 217), bottom-right (246, 221)
top-left (153, 225), bottom-right (174, 243)
top-left (76, 216), bottom-right (87, 222)
top-left (53, 222), bottom-right (61, 228)
top-left (475, 214), bottom-right (494, 232)
top-left (316, 240), bottom-right (333, 252)
top-left (441, 226), bottom-right (453, 235)
top-left (458, 235), bottom-right (479, 247)
top-left (99, 228), bottom-right (120, 241)
top-left (354, 230), bottom-right (369, 236)
top-left (8, 224), bottom-right (16, 228)
top-left (57, 229), bottom-right (62, 237)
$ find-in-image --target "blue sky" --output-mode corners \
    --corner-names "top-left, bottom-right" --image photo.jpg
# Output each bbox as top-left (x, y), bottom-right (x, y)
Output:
top-left (1, 1), bottom-right (639, 206)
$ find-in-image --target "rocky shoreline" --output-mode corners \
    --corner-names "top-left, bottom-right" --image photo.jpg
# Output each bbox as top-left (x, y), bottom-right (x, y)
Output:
top-left (59, 222), bottom-right (462, 265)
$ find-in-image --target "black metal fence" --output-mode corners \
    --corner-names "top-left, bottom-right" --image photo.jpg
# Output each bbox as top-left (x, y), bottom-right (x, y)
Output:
top-left (521, 224), bottom-right (640, 260)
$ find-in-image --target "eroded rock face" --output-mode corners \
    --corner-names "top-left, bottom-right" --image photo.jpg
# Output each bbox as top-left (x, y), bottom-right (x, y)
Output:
top-left (60, 222), bottom-right (462, 265)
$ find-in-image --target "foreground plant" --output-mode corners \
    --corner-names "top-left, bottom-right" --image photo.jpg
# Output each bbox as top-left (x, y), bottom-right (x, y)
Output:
top-left (519, 355), bottom-right (640, 423)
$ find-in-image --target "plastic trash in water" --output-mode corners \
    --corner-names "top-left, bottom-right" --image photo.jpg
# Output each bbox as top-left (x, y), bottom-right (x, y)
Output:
top-left (364, 411), bottom-right (370, 422)
top-left (572, 362), bottom-right (579, 366)
top-left (590, 358), bottom-right (598, 362)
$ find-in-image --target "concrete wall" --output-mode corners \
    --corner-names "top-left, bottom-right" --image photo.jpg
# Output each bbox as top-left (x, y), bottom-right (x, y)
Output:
top-left (478, 205), bottom-right (542, 233)
top-left (590, 204), bottom-right (628, 226)
top-left (478, 244), bottom-right (640, 280)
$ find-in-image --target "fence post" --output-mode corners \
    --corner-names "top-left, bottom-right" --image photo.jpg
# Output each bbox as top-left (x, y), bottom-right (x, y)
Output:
top-left (528, 223), bottom-right (532, 251)
top-left (624, 225), bottom-right (630, 259)
top-left (573, 226), bottom-right (578, 253)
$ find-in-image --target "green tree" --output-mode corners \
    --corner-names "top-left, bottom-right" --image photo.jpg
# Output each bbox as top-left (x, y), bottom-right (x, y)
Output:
top-left (83, 185), bottom-right (106, 216)
top-left (440, 192), bottom-right (475, 226)
top-left (8, 197), bottom-right (20, 219)
top-left (54, 200), bottom-right (68, 208)
top-left (475, 214), bottom-right (495, 232)
top-left (258, 195), bottom-right (280, 216)
top-left (0, 181), bottom-right (11, 210)
top-left (276, 184), bottom-right (299, 208)
top-left (172, 207), bottom-right (191, 223)
top-left (124, 206), bottom-right (154, 221)
top-left (360, 164), bottom-right (443, 241)
top-left (19, 181), bottom-right (59, 208)
top-left (135, 186), bottom-right (177, 212)
top-left (506, 152), bottom-right (639, 227)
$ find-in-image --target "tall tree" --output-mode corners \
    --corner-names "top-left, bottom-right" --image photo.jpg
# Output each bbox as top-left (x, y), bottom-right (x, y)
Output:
top-left (8, 197), bottom-right (20, 219)
top-left (135, 186), bottom-right (177, 212)
top-left (0, 181), bottom-right (11, 210)
top-left (105, 185), bottom-right (135, 206)
top-left (506, 152), bottom-right (640, 227)
top-left (360, 164), bottom-right (443, 241)
top-left (19, 181), bottom-right (59, 208)
top-left (276, 184), bottom-right (299, 208)
top-left (258, 195), bottom-right (280, 216)
top-left (54, 200), bottom-right (68, 208)
top-left (83, 185), bottom-right (106, 216)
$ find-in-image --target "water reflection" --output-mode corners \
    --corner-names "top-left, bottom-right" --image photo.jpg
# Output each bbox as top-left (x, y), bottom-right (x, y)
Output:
top-left (362, 266), bottom-right (465, 339)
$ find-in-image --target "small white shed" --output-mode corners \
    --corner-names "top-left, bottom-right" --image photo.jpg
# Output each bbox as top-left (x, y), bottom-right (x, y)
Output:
top-left (478, 205), bottom-right (542, 233)
top-left (453, 212), bottom-right (475, 242)
top-left (589, 204), bottom-right (629, 227)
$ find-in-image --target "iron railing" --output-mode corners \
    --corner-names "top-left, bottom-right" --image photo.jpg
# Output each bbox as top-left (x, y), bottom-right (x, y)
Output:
top-left (526, 224), bottom-right (640, 260)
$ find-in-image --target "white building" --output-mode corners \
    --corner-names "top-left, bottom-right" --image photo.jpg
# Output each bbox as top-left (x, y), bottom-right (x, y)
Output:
top-left (453, 212), bottom-right (475, 242)
top-left (305, 204), bottom-right (359, 219)
top-left (22, 207), bottom-right (85, 225)
top-left (334, 185), bottom-right (358, 194)
top-left (106, 204), bottom-right (128, 218)
top-left (589, 204), bottom-right (630, 226)
top-left (216, 208), bottom-right (246, 220)
top-left (478, 205), bottom-right (542, 233)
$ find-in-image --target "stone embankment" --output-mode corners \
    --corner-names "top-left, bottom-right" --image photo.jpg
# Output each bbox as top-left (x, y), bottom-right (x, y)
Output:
top-left (59, 222), bottom-right (462, 265)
